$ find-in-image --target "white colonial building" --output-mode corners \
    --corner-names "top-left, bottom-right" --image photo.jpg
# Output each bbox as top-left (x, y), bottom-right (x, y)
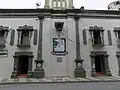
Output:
top-left (0, 0), bottom-right (119, 79)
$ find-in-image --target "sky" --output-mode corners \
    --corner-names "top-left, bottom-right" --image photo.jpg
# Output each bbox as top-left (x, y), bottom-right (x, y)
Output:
top-left (0, 0), bottom-right (117, 10)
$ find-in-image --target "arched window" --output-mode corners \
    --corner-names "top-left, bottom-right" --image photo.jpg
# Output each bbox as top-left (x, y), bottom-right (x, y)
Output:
top-left (61, 0), bottom-right (66, 8)
top-left (52, 0), bottom-right (57, 7)
top-left (58, 0), bottom-right (61, 7)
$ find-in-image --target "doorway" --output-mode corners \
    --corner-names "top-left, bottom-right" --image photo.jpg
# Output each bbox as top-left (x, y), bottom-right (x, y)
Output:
top-left (18, 55), bottom-right (29, 76)
top-left (95, 55), bottom-right (105, 76)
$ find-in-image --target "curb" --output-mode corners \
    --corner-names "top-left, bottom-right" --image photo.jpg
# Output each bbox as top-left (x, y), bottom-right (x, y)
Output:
top-left (0, 80), bottom-right (120, 85)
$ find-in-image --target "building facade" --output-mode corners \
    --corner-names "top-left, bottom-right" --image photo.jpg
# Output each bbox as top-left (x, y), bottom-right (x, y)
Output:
top-left (0, 0), bottom-right (120, 79)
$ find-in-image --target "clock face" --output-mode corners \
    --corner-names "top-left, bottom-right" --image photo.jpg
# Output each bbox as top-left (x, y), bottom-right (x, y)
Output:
top-left (37, 63), bottom-right (41, 68)
top-left (77, 63), bottom-right (81, 67)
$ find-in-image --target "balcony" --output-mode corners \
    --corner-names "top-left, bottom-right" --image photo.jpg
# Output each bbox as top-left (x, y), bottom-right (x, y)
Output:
top-left (17, 37), bottom-right (30, 48)
top-left (92, 38), bottom-right (104, 47)
top-left (0, 37), bottom-right (5, 48)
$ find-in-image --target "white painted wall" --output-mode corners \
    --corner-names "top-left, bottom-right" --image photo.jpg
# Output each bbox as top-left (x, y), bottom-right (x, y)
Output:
top-left (43, 18), bottom-right (70, 77)
top-left (42, 18), bottom-right (51, 77)
top-left (43, 17), bottom-right (120, 77)
top-left (79, 18), bottom-right (120, 76)
top-left (0, 18), bottom-right (39, 79)
top-left (0, 16), bottom-right (120, 78)
top-left (67, 18), bottom-right (76, 77)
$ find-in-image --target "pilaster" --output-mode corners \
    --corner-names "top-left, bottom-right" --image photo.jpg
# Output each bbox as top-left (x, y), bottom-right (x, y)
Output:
top-left (33, 15), bottom-right (45, 78)
top-left (74, 15), bottom-right (86, 78)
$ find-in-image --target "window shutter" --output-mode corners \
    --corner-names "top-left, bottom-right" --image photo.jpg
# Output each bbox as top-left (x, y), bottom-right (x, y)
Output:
top-left (82, 29), bottom-right (87, 45)
top-left (10, 29), bottom-right (15, 46)
top-left (33, 29), bottom-right (38, 45)
top-left (107, 30), bottom-right (112, 45)
top-left (100, 31), bottom-right (104, 45)
top-left (18, 31), bottom-right (21, 38)
top-left (5, 31), bottom-right (8, 38)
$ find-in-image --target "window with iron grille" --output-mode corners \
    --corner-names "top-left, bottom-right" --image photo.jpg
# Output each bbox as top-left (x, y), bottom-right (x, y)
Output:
top-left (89, 26), bottom-right (104, 47)
top-left (114, 27), bottom-right (120, 47)
top-left (0, 26), bottom-right (9, 48)
top-left (17, 25), bottom-right (34, 47)
top-left (20, 31), bottom-right (29, 45)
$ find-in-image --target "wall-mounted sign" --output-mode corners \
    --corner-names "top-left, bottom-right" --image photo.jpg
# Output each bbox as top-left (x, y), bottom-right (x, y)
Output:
top-left (53, 38), bottom-right (66, 53)
top-left (57, 57), bottom-right (62, 62)
top-left (0, 50), bottom-right (8, 57)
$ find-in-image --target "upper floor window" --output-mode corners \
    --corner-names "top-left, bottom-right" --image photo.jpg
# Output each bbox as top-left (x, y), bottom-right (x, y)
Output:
top-left (114, 27), bottom-right (120, 47)
top-left (53, 0), bottom-right (57, 7)
top-left (53, 0), bottom-right (57, 8)
top-left (20, 31), bottom-right (29, 45)
top-left (17, 25), bottom-right (34, 48)
top-left (52, 0), bottom-right (66, 8)
top-left (89, 26), bottom-right (104, 47)
top-left (58, 0), bottom-right (61, 7)
top-left (0, 26), bottom-right (9, 48)
top-left (62, 1), bottom-right (65, 8)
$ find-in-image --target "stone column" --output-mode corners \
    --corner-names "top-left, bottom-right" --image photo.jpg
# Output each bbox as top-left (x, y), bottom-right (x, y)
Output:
top-left (11, 56), bottom-right (19, 78)
top-left (69, 0), bottom-right (74, 9)
top-left (44, 0), bottom-right (50, 8)
top-left (90, 56), bottom-right (96, 77)
top-left (104, 55), bottom-right (112, 76)
top-left (74, 15), bottom-right (86, 78)
top-left (33, 15), bottom-right (45, 78)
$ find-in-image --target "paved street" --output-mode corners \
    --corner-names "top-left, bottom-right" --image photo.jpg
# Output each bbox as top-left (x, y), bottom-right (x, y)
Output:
top-left (0, 82), bottom-right (120, 90)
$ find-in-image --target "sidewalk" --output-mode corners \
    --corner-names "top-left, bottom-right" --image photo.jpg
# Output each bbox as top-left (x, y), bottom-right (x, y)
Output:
top-left (1, 76), bottom-right (120, 84)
